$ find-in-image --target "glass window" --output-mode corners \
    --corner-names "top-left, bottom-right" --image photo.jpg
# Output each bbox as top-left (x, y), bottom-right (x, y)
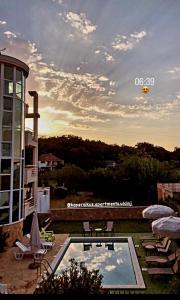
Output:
top-left (14, 129), bottom-right (21, 158)
top-left (13, 160), bottom-right (20, 189)
top-left (2, 143), bottom-right (11, 156)
top-left (20, 189), bottom-right (23, 218)
top-left (4, 80), bottom-right (13, 96)
top-left (13, 190), bottom-right (19, 205)
top-left (21, 160), bottom-right (24, 188)
top-left (4, 65), bottom-right (13, 80)
top-left (12, 190), bottom-right (19, 222)
top-left (0, 209), bottom-right (9, 224)
top-left (16, 83), bottom-right (22, 99)
top-left (0, 175), bottom-right (11, 190)
top-left (0, 192), bottom-right (10, 206)
top-left (15, 99), bottom-right (22, 128)
top-left (12, 206), bottom-right (19, 222)
top-left (3, 97), bottom-right (13, 111)
top-left (22, 76), bottom-right (25, 101)
top-left (2, 127), bottom-right (12, 141)
top-left (2, 111), bottom-right (12, 126)
top-left (16, 69), bottom-right (22, 83)
top-left (0, 159), bottom-right (11, 174)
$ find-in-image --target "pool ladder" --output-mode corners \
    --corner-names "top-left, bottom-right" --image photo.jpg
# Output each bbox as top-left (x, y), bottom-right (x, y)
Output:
top-left (35, 257), bottom-right (53, 281)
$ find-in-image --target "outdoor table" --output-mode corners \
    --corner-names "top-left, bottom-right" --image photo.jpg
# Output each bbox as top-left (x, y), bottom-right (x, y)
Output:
top-left (145, 244), bottom-right (155, 256)
top-left (95, 228), bottom-right (103, 236)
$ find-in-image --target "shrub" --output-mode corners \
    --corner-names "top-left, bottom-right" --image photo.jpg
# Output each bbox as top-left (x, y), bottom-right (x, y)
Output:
top-left (169, 276), bottom-right (180, 294)
top-left (34, 258), bottom-right (103, 294)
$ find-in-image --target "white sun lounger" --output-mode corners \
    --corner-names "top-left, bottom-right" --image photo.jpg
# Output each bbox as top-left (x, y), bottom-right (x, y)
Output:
top-left (14, 240), bottom-right (47, 260)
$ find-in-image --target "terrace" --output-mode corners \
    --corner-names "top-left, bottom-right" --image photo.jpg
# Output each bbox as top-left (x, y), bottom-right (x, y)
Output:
top-left (0, 219), bottom-right (179, 294)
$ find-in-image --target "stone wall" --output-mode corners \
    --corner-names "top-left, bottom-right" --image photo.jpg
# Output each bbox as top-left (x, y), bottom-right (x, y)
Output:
top-left (0, 219), bottom-right (24, 247)
top-left (47, 206), bottom-right (147, 221)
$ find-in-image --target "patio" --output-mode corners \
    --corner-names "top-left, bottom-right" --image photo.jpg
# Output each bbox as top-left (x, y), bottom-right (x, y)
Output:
top-left (0, 234), bottom-right (69, 294)
top-left (0, 220), bottom-right (179, 294)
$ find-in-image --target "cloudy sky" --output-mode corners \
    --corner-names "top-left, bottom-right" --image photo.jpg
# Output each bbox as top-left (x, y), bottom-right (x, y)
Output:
top-left (0, 0), bottom-right (180, 150)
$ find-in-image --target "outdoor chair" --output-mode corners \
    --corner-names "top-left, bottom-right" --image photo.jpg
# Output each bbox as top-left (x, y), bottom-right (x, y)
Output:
top-left (145, 240), bottom-right (172, 256)
top-left (26, 233), bottom-right (54, 250)
top-left (145, 248), bottom-right (180, 265)
top-left (147, 256), bottom-right (180, 276)
top-left (83, 222), bottom-right (92, 236)
top-left (140, 234), bottom-right (160, 243)
top-left (40, 227), bottom-right (55, 242)
top-left (156, 240), bottom-right (172, 253)
top-left (83, 243), bottom-right (92, 251)
top-left (142, 236), bottom-right (169, 249)
top-left (13, 240), bottom-right (47, 260)
top-left (105, 242), bottom-right (114, 250)
top-left (104, 221), bottom-right (114, 236)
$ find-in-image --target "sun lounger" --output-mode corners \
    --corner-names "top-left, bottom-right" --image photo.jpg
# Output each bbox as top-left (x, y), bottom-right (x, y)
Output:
top-left (145, 249), bottom-right (180, 265)
top-left (147, 256), bottom-right (180, 276)
top-left (40, 227), bottom-right (55, 242)
top-left (14, 240), bottom-right (47, 260)
top-left (145, 239), bottom-right (172, 256)
top-left (142, 236), bottom-right (169, 248)
top-left (140, 235), bottom-right (160, 242)
top-left (157, 240), bottom-right (172, 253)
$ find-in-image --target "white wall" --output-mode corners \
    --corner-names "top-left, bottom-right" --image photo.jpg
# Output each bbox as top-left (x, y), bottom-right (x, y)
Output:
top-left (37, 187), bottom-right (50, 213)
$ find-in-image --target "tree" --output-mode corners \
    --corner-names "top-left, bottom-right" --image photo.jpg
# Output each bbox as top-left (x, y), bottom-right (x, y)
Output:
top-left (34, 258), bottom-right (103, 295)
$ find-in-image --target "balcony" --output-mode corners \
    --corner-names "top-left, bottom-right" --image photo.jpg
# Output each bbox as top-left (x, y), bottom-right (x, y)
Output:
top-left (25, 130), bottom-right (37, 148)
top-left (24, 197), bottom-right (35, 217)
top-left (24, 165), bottom-right (38, 184)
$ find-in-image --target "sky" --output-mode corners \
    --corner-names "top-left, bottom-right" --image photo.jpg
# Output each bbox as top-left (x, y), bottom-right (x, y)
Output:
top-left (0, 0), bottom-right (180, 151)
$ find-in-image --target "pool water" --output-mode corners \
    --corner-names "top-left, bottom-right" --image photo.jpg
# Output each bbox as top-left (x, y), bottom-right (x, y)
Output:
top-left (55, 241), bottom-right (136, 286)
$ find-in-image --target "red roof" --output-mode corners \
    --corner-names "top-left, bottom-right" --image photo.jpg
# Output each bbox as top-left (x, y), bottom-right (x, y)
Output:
top-left (39, 153), bottom-right (63, 162)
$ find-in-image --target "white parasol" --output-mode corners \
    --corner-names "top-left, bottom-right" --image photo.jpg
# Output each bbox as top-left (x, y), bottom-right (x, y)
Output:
top-left (30, 211), bottom-right (41, 250)
top-left (152, 216), bottom-right (180, 239)
top-left (142, 205), bottom-right (175, 220)
top-left (152, 216), bottom-right (180, 257)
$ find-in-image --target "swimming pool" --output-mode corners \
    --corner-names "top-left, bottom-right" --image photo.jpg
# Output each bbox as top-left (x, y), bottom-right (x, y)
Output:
top-left (51, 237), bottom-right (145, 289)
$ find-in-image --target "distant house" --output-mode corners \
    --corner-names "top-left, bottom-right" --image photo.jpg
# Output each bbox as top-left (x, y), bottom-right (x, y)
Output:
top-left (157, 183), bottom-right (180, 212)
top-left (157, 183), bottom-right (180, 201)
top-left (38, 153), bottom-right (64, 171)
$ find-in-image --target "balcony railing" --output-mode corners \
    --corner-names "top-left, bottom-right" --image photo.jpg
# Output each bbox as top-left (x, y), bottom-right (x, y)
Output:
top-left (24, 165), bottom-right (38, 184)
top-left (25, 130), bottom-right (37, 147)
top-left (24, 198), bottom-right (35, 217)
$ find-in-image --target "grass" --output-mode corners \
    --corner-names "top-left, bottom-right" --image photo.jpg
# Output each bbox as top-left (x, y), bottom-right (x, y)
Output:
top-left (48, 220), bottom-right (178, 294)
top-left (48, 219), bottom-right (151, 234)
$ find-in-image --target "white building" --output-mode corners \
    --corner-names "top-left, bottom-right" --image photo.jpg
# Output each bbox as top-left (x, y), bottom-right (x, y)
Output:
top-left (0, 55), bottom-right (40, 245)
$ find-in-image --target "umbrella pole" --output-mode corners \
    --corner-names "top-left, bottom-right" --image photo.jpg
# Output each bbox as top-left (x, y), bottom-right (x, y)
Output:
top-left (174, 240), bottom-right (177, 259)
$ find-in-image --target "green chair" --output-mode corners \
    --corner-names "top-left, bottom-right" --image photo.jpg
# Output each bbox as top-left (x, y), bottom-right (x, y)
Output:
top-left (40, 227), bottom-right (55, 242)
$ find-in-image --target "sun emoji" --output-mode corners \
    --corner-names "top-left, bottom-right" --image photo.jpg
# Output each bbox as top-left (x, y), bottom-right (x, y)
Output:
top-left (142, 86), bottom-right (150, 93)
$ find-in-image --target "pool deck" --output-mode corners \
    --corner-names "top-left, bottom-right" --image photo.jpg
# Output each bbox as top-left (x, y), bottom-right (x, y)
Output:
top-left (0, 234), bottom-right (69, 294)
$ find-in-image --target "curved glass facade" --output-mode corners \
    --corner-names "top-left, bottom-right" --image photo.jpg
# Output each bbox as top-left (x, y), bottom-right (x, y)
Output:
top-left (0, 58), bottom-right (28, 224)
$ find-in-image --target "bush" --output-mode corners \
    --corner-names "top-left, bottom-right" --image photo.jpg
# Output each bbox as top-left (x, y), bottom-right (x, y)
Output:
top-left (169, 276), bottom-right (180, 294)
top-left (34, 258), bottom-right (103, 294)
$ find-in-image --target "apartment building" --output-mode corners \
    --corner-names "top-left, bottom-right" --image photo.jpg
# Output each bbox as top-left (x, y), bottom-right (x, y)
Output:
top-left (0, 54), bottom-right (40, 245)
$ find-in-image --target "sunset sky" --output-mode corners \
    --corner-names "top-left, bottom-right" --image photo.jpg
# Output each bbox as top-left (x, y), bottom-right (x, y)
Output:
top-left (0, 0), bottom-right (180, 150)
